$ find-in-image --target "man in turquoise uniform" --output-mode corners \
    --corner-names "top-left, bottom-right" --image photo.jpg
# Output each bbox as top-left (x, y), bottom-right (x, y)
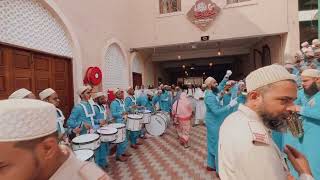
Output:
top-left (125, 87), bottom-right (143, 149)
top-left (204, 70), bottom-right (238, 174)
top-left (159, 86), bottom-right (172, 113)
top-left (67, 85), bottom-right (95, 136)
top-left (92, 92), bottom-right (109, 168)
top-left (110, 89), bottom-right (131, 162)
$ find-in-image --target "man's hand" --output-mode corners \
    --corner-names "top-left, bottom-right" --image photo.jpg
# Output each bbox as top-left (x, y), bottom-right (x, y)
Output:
top-left (72, 127), bottom-right (81, 134)
top-left (83, 123), bottom-right (92, 130)
top-left (100, 120), bottom-right (107, 126)
top-left (284, 145), bottom-right (313, 177)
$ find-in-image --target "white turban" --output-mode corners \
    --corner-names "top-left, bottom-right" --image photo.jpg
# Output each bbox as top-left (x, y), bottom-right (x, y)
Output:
top-left (9, 88), bottom-right (32, 99)
top-left (39, 88), bottom-right (56, 100)
top-left (301, 41), bottom-right (309, 48)
top-left (0, 99), bottom-right (57, 142)
top-left (204, 77), bottom-right (216, 86)
top-left (77, 85), bottom-right (92, 95)
top-left (301, 69), bottom-right (320, 78)
top-left (246, 64), bottom-right (295, 92)
top-left (312, 39), bottom-right (320, 47)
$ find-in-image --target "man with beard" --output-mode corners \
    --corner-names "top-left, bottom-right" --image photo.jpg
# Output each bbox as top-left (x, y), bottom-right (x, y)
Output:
top-left (125, 87), bottom-right (143, 149)
top-left (39, 88), bottom-right (68, 144)
top-left (0, 99), bottom-right (109, 180)
top-left (110, 89), bottom-right (131, 162)
top-left (218, 64), bottom-right (313, 180)
top-left (92, 92), bottom-right (109, 169)
top-left (204, 70), bottom-right (237, 174)
top-left (67, 86), bottom-right (95, 136)
top-left (284, 69), bottom-right (320, 180)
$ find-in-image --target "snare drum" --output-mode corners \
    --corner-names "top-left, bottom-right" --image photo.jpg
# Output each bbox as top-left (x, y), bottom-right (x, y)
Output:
top-left (97, 127), bottom-right (118, 143)
top-left (107, 123), bottom-right (126, 144)
top-left (72, 134), bottom-right (101, 151)
top-left (74, 149), bottom-right (95, 162)
top-left (126, 114), bottom-right (143, 131)
top-left (141, 110), bottom-right (152, 124)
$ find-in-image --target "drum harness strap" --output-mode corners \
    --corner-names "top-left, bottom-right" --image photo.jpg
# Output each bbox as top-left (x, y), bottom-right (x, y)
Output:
top-left (79, 102), bottom-right (96, 128)
top-left (56, 108), bottom-right (65, 134)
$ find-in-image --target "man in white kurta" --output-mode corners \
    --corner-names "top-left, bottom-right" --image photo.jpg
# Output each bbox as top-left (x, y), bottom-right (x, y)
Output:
top-left (218, 64), bottom-right (314, 180)
top-left (194, 84), bottom-right (206, 125)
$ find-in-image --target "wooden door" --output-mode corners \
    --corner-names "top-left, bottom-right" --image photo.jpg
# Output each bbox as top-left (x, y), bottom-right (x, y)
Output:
top-left (52, 57), bottom-right (73, 117)
top-left (0, 46), bottom-right (9, 99)
top-left (11, 49), bottom-right (34, 91)
top-left (132, 72), bottom-right (142, 88)
top-left (0, 44), bottom-right (74, 117)
top-left (34, 54), bottom-right (51, 97)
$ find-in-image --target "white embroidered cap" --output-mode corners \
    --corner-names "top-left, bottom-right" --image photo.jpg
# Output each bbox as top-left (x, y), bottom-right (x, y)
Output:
top-left (204, 77), bottom-right (216, 86)
top-left (301, 69), bottom-right (320, 78)
top-left (8, 88), bottom-right (33, 99)
top-left (301, 41), bottom-right (309, 48)
top-left (77, 85), bottom-right (92, 95)
top-left (312, 39), bottom-right (320, 47)
top-left (92, 92), bottom-right (106, 99)
top-left (246, 64), bottom-right (295, 92)
top-left (0, 99), bottom-right (57, 142)
top-left (39, 88), bottom-right (56, 100)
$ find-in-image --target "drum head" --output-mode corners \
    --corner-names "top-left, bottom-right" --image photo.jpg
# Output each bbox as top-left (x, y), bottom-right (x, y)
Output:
top-left (74, 149), bottom-right (94, 161)
top-left (146, 115), bottom-right (166, 136)
top-left (157, 113), bottom-right (169, 125)
top-left (108, 123), bottom-right (125, 129)
top-left (72, 134), bottom-right (99, 144)
top-left (128, 114), bottom-right (143, 119)
top-left (97, 127), bottom-right (117, 135)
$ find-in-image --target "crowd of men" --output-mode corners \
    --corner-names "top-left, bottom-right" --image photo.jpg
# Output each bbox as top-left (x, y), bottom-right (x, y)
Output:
top-left (0, 39), bottom-right (319, 179)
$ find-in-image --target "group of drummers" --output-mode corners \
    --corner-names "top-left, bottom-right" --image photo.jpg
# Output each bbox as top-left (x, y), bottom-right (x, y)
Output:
top-left (7, 84), bottom-right (174, 170)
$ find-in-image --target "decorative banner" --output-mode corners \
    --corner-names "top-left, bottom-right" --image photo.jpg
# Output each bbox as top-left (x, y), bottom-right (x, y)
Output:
top-left (84, 67), bottom-right (102, 86)
top-left (187, 0), bottom-right (221, 31)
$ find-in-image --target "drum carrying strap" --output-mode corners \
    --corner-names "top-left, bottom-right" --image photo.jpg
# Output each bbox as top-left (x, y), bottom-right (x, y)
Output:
top-left (93, 103), bottom-right (107, 120)
top-left (79, 102), bottom-right (96, 128)
top-left (56, 108), bottom-right (65, 134)
top-left (116, 99), bottom-right (126, 112)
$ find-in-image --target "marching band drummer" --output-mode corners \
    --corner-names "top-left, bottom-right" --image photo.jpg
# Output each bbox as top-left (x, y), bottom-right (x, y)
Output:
top-left (92, 92), bottom-right (109, 169)
top-left (125, 87), bottom-right (143, 149)
top-left (67, 85), bottom-right (95, 137)
top-left (137, 90), bottom-right (155, 139)
top-left (110, 89), bottom-right (131, 162)
top-left (39, 88), bottom-right (68, 144)
top-left (8, 88), bottom-right (36, 99)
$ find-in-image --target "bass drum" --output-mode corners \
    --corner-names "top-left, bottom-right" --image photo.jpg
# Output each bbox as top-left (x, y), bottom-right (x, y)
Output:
top-left (146, 113), bottom-right (166, 136)
top-left (157, 111), bottom-right (170, 128)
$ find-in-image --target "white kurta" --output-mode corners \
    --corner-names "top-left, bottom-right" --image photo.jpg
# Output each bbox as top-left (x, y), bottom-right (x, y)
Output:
top-left (218, 104), bottom-right (314, 180)
top-left (194, 88), bottom-right (206, 124)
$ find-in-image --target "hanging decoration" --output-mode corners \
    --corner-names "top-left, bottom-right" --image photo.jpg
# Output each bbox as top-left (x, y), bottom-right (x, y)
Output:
top-left (187, 0), bottom-right (221, 31)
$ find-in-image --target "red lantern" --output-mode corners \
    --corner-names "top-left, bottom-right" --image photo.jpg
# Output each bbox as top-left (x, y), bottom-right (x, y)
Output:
top-left (84, 67), bottom-right (102, 86)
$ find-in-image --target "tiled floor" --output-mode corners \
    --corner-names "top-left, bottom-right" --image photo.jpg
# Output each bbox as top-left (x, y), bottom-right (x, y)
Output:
top-left (108, 125), bottom-right (219, 180)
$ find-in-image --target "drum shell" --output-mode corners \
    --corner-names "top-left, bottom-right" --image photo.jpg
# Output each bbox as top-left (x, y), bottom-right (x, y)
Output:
top-left (141, 113), bottom-right (151, 124)
top-left (72, 134), bottom-right (101, 151)
top-left (107, 123), bottom-right (126, 144)
top-left (97, 129), bottom-right (118, 143)
top-left (74, 149), bottom-right (95, 162)
top-left (127, 116), bottom-right (142, 131)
